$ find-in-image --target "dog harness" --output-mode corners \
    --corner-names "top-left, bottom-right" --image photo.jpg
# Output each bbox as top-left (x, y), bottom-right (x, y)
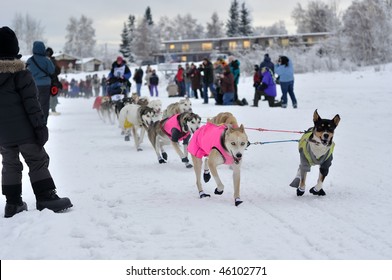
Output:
top-left (162, 114), bottom-right (190, 142)
top-left (299, 130), bottom-right (334, 171)
top-left (188, 122), bottom-right (234, 165)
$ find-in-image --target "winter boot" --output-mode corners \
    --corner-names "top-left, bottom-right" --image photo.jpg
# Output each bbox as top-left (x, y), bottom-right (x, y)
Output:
top-left (32, 178), bottom-right (73, 212)
top-left (36, 189), bottom-right (73, 212)
top-left (3, 184), bottom-right (28, 218)
top-left (4, 201), bottom-right (28, 218)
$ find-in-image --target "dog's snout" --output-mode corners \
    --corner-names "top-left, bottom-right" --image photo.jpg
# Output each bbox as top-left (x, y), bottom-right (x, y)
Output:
top-left (322, 133), bottom-right (329, 139)
top-left (236, 153), bottom-right (242, 158)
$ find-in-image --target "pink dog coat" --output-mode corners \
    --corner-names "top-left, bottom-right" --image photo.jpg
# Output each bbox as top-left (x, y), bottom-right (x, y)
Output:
top-left (188, 122), bottom-right (234, 165)
top-left (162, 114), bottom-right (190, 142)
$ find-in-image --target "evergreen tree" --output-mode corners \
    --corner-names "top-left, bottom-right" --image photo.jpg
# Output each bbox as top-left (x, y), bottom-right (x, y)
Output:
top-left (226, 0), bottom-right (240, 37)
top-left (239, 2), bottom-right (253, 36)
top-left (119, 23), bottom-right (131, 59)
top-left (206, 12), bottom-right (225, 38)
top-left (132, 18), bottom-right (160, 60)
top-left (144, 6), bottom-right (154, 25)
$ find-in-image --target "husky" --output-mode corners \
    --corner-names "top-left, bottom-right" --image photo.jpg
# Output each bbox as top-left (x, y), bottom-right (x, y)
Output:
top-left (188, 121), bottom-right (249, 206)
top-left (290, 110), bottom-right (340, 196)
top-left (207, 112), bottom-right (239, 128)
top-left (148, 99), bottom-right (163, 121)
top-left (147, 112), bottom-right (201, 168)
top-left (118, 104), bottom-right (155, 151)
top-left (162, 97), bottom-right (192, 119)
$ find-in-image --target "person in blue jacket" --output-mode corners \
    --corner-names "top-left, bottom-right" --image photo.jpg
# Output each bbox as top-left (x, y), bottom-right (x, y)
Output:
top-left (275, 56), bottom-right (298, 108)
top-left (26, 41), bottom-right (55, 122)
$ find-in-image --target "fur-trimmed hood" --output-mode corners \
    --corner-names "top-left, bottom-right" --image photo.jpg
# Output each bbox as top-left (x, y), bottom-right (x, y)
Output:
top-left (0, 59), bottom-right (25, 85)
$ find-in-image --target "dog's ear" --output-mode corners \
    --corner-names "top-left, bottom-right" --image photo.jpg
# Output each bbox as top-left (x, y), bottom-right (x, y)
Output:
top-left (239, 124), bottom-right (245, 132)
top-left (313, 110), bottom-right (320, 123)
top-left (333, 114), bottom-right (340, 127)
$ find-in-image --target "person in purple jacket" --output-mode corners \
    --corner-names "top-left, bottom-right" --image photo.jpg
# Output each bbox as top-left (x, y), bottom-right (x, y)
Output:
top-left (252, 67), bottom-right (281, 108)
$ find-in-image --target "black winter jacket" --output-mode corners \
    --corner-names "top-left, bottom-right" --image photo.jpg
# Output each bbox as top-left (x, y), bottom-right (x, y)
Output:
top-left (0, 59), bottom-right (46, 146)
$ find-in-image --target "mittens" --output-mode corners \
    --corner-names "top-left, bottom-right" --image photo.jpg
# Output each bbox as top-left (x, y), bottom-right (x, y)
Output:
top-left (35, 126), bottom-right (49, 146)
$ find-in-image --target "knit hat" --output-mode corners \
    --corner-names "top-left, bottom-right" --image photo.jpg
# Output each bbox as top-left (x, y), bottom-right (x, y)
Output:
top-left (0, 26), bottom-right (22, 59)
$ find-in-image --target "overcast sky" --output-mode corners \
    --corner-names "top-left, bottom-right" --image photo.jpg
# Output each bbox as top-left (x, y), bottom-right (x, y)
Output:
top-left (1, 0), bottom-right (353, 53)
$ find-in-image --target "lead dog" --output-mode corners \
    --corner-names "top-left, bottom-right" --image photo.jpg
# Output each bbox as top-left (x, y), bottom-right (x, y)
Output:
top-left (290, 110), bottom-right (340, 196)
top-left (147, 112), bottom-right (201, 168)
top-left (162, 97), bottom-right (192, 119)
top-left (118, 104), bottom-right (155, 151)
top-left (188, 118), bottom-right (248, 206)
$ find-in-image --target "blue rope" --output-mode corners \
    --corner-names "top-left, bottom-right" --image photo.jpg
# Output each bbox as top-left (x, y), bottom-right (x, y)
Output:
top-left (251, 139), bottom-right (299, 145)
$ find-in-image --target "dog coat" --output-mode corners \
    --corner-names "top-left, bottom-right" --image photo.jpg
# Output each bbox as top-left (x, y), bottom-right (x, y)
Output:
top-left (188, 122), bottom-right (234, 165)
top-left (298, 130), bottom-right (334, 172)
top-left (162, 114), bottom-right (190, 142)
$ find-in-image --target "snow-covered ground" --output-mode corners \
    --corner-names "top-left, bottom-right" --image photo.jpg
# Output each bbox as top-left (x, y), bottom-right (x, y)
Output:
top-left (1, 64), bottom-right (391, 266)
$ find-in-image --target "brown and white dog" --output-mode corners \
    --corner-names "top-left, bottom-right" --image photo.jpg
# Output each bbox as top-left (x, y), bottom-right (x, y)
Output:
top-left (162, 97), bottom-right (192, 119)
top-left (188, 113), bottom-right (248, 206)
top-left (147, 112), bottom-right (201, 168)
top-left (290, 110), bottom-right (340, 196)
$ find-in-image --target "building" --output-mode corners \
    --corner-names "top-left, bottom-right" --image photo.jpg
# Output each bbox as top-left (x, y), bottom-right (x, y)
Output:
top-left (75, 57), bottom-right (103, 72)
top-left (155, 32), bottom-right (331, 63)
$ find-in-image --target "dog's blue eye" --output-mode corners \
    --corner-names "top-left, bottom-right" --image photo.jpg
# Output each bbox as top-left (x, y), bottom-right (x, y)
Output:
top-left (231, 142), bottom-right (236, 146)
top-left (241, 142), bottom-right (245, 146)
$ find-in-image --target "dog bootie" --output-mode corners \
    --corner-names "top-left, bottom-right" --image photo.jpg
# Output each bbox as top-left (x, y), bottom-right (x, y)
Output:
top-left (4, 201), bottom-right (27, 218)
top-left (296, 188), bottom-right (305, 196)
top-left (214, 188), bottom-right (224, 195)
top-left (36, 190), bottom-right (73, 212)
top-left (310, 187), bottom-right (326, 196)
top-left (235, 198), bottom-right (243, 206)
top-left (203, 170), bottom-right (211, 183)
top-left (199, 191), bottom-right (211, 198)
top-left (290, 177), bottom-right (300, 188)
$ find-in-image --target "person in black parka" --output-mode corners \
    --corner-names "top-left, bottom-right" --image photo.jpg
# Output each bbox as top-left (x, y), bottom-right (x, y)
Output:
top-left (0, 26), bottom-right (72, 218)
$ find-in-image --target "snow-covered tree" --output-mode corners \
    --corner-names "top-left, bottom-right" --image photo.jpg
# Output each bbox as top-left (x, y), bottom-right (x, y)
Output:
top-left (206, 12), bottom-right (225, 38)
top-left (226, 0), bottom-right (240, 37)
top-left (64, 15), bottom-right (96, 57)
top-left (119, 15), bottom-right (135, 62)
top-left (291, 1), bottom-right (340, 33)
top-left (253, 21), bottom-right (287, 36)
top-left (341, 0), bottom-right (392, 64)
top-left (239, 2), bottom-right (253, 36)
top-left (156, 14), bottom-right (205, 40)
top-left (132, 17), bottom-right (160, 61)
top-left (11, 13), bottom-right (45, 54)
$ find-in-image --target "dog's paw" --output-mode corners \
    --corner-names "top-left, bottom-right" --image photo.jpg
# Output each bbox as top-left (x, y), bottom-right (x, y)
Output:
top-left (214, 188), bottom-right (224, 195)
top-left (199, 191), bottom-right (211, 198)
top-left (185, 163), bottom-right (193, 168)
top-left (162, 152), bottom-right (168, 161)
top-left (158, 158), bottom-right (166, 164)
top-left (203, 171), bottom-right (211, 183)
top-left (310, 187), bottom-right (326, 196)
top-left (296, 188), bottom-right (305, 196)
top-left (290, 177), bottom-right (300, 188)
top-left (124, 135), bottom-right (130, 141)
top-left (137, 147), bottom-right (143, 152)
top-left (235, 198), bottom-right (243, 206)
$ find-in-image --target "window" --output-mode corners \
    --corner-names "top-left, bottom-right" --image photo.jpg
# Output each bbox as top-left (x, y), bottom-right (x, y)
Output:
top-left (169, 44), bottom-right (176, 50)
top-left (229, 41), bottom-right (237, 50)
top-left (281, 39), bottom-right (289, 47)
top-left (243, 40), bottom-right (250, 49)
top-left (182, 44), bottom-right (189, 52)
top-left (202, 43), bottom-right (213, 51)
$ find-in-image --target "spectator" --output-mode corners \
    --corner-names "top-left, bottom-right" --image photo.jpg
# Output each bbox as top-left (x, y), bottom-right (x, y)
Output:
top-left (189, 63), bottom-right (201, 99)
top-left (45, 47), bottom-right (62, 115)
top-left (26, 41), bottom-right (55, 123)
top-left (219, 65), bottom-right (235, 105)
top-left (184, 63), bottom-right (192, 97)
top-left (275, 56), bottom-right (298, 108)
top-left (149, 69), bottom-right (159, 97)
top-left (228, 56), bottom-right (240, 102)
top-left (175, 64), bottom-right (186, 97)
top-left (260, 53), bottom-right (275, 74)
top-left (133, 66), bottom-right (144, 96)
top-left (252, 67), bottom-right (281, 108)
top-left (0, 26), bottom-right (72, 218)
top-left (200, 58), bottom-right (217, 104)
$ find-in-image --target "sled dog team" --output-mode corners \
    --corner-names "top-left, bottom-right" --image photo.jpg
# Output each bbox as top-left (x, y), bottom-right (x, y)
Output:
top-left (114, 96), bottom-right (340, 206)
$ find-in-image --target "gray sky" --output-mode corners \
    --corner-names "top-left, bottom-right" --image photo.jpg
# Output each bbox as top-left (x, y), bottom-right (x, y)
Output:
top-left (1, 0), bottom-right (353, 53)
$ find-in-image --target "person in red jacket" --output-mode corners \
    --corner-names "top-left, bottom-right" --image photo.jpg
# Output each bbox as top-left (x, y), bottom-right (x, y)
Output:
top-left (175, 64), bottom-right (186, 97)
